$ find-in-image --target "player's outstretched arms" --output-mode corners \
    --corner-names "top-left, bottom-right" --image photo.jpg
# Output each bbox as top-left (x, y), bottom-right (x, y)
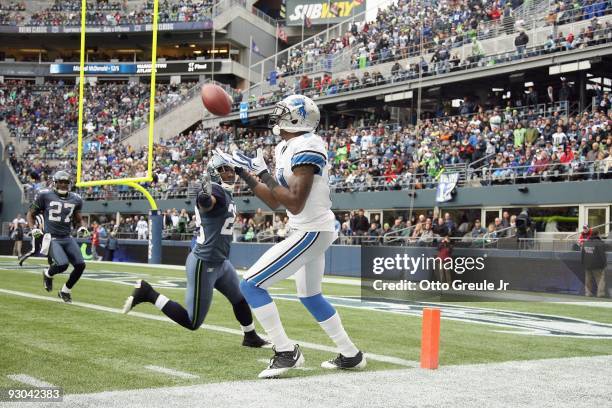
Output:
top-left (236, 168), bottom-right (281, 210)
top-left (196, 174), bottom-right (218, 213)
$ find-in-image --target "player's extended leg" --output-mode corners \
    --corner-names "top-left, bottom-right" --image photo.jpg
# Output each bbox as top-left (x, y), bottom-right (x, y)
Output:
top-left (296, 257), bottom-right (365, 369)
top-left (44, 240), bottom-right (70, 293)
top-left (123, 252), bottom-right (215, 331)
top-left (214, 260), bottom-right (270, 348)
top-left (239, 231), bottom-right (335, 378)
top-left (57, 238), bottom-right (86, 303)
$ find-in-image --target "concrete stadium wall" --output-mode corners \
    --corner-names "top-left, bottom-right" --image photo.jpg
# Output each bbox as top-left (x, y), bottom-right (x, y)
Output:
top-left (15, 179), bottom-right (605, 218)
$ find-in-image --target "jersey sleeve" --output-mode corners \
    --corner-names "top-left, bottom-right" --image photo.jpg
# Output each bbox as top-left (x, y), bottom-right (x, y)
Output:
top-left (207, 184), bottom-right (228, 217)
top-left (290, 140), bottom-right (328, 175)
top-left (73, 194), bottom-right (83, 212)
top-left (30, 190), bottom-right (47, 214)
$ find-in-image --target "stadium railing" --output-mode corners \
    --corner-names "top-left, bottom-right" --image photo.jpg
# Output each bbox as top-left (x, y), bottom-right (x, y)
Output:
top-left (242, 4), bottom-right (612, 107)
top-left (57, 158), bottom-right (609, 203)
top-left (231, 24), bottom-right (612, 114)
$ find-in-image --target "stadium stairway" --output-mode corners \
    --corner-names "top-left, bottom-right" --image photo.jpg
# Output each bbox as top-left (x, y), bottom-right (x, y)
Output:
top-left (122, 87), bottom-right (205, 149)
top-left (212, 0), bottom-right (277, 37)
top-left (250, 5), bottom-right (612, 98)
top-left (0, 122), bottom-right (29, 158)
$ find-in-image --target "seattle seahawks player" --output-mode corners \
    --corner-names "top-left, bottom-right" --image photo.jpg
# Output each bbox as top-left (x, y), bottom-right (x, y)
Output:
top-left (26, 171), bottom-right (85, 303)
top-left (122, 157), bottom-right (269, 348)
top-left (18, 213), bottom-right (45, 266)
top-left (215, 94), bottom-right (365, 378)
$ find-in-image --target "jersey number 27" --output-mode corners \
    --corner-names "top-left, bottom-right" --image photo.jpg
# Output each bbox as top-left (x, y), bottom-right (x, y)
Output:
top-left (48, 201), bottom-right (75, 223)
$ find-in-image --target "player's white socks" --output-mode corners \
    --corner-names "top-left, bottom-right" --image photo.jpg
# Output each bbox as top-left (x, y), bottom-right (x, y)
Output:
top-left (155, 294), bottom-right (170, 310)
top-left (61, 284), bottom-right (71, 294)
top-left (252, 302), bottom-right (293, 352)
top-left (319, 312), bottom-right (359, 358)
top-left (241, 323), bottom-right (255, 333)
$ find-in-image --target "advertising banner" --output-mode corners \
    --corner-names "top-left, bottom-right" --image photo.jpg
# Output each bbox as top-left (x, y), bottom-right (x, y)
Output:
top-left (286, 0), bottom-right (366, 26)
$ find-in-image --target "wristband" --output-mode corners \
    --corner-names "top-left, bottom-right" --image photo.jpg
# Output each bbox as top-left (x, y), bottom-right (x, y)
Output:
top-left (260, 171), bottom-right (280, 191)
top-left (236, 168), bottom-right (259, 190)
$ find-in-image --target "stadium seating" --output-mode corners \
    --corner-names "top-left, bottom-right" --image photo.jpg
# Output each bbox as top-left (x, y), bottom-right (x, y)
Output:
top-left (0, 0), bottom-right (215, 26)
top-left (239, 1), bottom-right (612, 112)
top-left (3, 78), bottom-right (610, 206)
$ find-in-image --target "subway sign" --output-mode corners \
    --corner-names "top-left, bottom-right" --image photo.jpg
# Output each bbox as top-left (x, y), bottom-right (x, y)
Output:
top-left (286, 0), bottom-right (366, 26)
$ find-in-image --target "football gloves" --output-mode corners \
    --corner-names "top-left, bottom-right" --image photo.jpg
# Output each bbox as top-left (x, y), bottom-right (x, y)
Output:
top-left (201, 173), bottom-right (212, 197)
top-left (214, 148), bottom-right (269, 176)
top-left (30, 228), bottom-right (43, 238)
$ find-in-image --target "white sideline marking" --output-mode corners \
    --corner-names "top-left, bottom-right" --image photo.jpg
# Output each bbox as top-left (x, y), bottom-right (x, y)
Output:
top-left (7, 374), bottom-right (55, 388)
top-left (144, 365), bottom-right (199, 379)
top-left (0, 288), bottom-right (416, 368)
top-left (256, 359), bottom-right (315, 371)
top-left (0, 256), bottom-right (362, 286)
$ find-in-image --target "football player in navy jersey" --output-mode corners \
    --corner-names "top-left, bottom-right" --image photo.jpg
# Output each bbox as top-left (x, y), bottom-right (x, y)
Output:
top-left (27, 171), bottom-right (85, 303)
top-left (123, 156), bottom-right (269, 348)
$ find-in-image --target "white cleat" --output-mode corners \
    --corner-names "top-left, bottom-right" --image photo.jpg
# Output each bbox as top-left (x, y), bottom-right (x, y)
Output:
top-left (258, 345), bottom-right (305, 379)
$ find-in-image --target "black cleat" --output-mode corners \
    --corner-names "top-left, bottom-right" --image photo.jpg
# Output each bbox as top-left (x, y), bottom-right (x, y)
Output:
top-left (321, 351), bottom-right (367, 370)
top-left (242, 331), bottom-right (272, 348)
top-left (42, 268), bottom-right (53, 292)
top-left (18, 256), bottom-right (26, 267)
top-left (58, 291), bottom-right (72, 303)
top-left (122, 280), bottom-right (156, 314)
top-left (258, 345), bottom-right (304, 378)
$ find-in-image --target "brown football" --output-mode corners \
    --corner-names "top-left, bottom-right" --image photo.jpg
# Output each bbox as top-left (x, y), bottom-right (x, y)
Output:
top-left (201, 84), bottom-right (233, 116)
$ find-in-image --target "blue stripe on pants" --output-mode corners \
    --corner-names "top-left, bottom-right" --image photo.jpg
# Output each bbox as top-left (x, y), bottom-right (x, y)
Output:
top-left (249, 232), bottom-right (318, 286)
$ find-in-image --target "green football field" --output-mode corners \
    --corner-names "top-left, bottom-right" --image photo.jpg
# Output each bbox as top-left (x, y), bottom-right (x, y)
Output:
top-left (0, 256), bottom-right (611, 395)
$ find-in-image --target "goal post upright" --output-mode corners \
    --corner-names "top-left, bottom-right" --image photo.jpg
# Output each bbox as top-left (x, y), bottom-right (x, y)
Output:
top-left (75, 0), bottom-right (162, 264)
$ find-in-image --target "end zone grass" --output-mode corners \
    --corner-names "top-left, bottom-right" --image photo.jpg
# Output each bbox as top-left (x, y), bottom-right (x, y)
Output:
top-left (0, 257), bottom-right (611, 394)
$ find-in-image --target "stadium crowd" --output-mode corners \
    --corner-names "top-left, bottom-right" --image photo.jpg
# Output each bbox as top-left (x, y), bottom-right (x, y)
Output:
top-left (4, 79), bottom-right (611, 205)
top-left (0, 0), bottom-right (214, 26)
top-left (0, 79), bottom-right (197, 163)
top-left (241, 15), bottom-right (612, 112)
top-left (274, 0), bottom-right (611, 79)
top-left (0, 1), bottom-right (25, 25)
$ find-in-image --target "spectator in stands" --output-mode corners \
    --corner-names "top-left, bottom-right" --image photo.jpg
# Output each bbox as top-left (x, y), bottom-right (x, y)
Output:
top-left (436, 234), bottom-right (453, 284)
top-left (514, 29), bottom-right (529, 58)
top-left (418, 218), bottom-right (436, 245)
top-left (471, 219), bottom-right (486, 239)
top-left (136, 216), bottom-right (148, 240)
top-left (253, 208), bottom-right (265, 232)
top-left (351, 209), bottom-right (370, 238)
top-left (578, 224), bottom-right (592, 247)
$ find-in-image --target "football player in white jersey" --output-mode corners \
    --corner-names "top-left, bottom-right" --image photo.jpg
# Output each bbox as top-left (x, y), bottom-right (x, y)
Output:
top-left (215, 94), bottom-right (365, 378)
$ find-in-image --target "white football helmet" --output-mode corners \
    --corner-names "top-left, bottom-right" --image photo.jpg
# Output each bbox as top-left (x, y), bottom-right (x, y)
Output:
top-left (268, 94), bottom-right (320, 135)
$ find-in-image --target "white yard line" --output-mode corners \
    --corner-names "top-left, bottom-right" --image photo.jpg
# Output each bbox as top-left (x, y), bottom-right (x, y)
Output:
top-left (7, 374), bottom-right (56, 388)
top-left (0, 288), bottom-right (416, 368)
top-left (144, 366), bottom-right (199, 380)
